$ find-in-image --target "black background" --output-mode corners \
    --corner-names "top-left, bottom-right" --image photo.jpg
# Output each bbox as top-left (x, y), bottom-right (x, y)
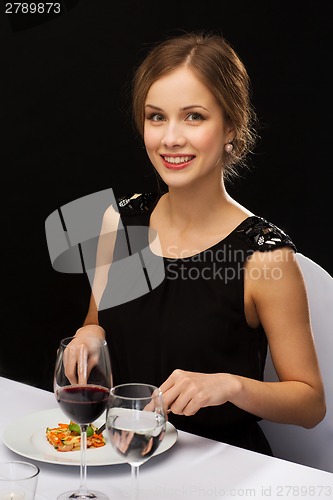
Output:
top-left (0, 0), bottom-right (331, 392)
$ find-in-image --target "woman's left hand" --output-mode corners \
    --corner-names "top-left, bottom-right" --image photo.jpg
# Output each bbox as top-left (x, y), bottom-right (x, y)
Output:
top-left (159, 369), bottom-right (240, 416)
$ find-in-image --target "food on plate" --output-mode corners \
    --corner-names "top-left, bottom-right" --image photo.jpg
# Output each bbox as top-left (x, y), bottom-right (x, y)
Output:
top-left (46, 421), bottom-right (106, 452)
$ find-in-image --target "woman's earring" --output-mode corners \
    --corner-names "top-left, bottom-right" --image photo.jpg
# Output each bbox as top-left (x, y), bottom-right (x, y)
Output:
top-left (224, 141), bottom-right (233, 153)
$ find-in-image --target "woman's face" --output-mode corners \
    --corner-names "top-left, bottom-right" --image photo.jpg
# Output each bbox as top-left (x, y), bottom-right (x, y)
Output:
top-left (143, 66), bottom-right (233, 189)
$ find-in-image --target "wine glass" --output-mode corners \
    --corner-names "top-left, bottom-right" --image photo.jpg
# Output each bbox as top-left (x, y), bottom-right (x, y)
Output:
top-left (106, 383), bottom-right (166, 500)
top-left (54, 336), bottom-right (112, 500)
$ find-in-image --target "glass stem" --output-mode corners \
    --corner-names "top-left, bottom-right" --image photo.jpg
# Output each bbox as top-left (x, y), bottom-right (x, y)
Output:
top-left (78, 424), bottom-right (89, 495)
top-left (131, 465), bottom-right (139, 500)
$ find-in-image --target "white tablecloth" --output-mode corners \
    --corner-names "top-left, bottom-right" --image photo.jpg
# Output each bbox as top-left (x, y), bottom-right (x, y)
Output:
top-left (0, 377), bottom-right (332, 499)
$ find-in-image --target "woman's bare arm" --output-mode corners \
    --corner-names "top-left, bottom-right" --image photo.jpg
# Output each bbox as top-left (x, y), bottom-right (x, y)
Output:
top-left (65, 204), bottom-right (120, 383)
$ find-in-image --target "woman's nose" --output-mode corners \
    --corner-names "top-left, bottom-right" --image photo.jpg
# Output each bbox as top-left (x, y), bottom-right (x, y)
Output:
top-left (161, 123), bottom-right (186, 148)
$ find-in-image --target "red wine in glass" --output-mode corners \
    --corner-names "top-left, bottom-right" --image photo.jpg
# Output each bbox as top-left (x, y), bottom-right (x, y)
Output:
top-left (56, 385), bottom-right (110, 424)
top-left (54, 335), bottom-right (112, 500)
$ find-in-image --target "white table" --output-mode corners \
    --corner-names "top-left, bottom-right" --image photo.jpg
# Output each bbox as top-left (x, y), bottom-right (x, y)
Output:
top-left (0, 377), bottom-right (332, 499)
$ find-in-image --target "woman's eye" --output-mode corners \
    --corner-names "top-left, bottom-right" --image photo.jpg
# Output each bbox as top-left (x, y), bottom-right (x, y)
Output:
top-left (186, 112), bottom-right (204, 121)
top-left (146, 113), bottom-right (165, 122)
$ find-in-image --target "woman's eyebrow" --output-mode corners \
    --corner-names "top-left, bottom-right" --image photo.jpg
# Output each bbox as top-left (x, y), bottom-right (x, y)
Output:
top-left (145, 104), bottom-right (163, 110)
top-left (182, 105), bottom-right (209, 112)
top-left (145, 104), bottom-right (208, 111)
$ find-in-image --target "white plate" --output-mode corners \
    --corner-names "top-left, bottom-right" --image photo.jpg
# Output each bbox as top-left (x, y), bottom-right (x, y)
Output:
top-left (3, 407), bottom-right (178, 466)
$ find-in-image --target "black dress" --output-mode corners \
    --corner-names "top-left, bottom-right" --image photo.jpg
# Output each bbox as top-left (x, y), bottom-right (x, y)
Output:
top-left (98, 193), bottom-right (297, 455)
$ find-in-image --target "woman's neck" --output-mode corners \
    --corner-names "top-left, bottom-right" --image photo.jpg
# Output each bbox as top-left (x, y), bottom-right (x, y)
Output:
top-left (164, 181), bottom-right (230, 230)
top-left (150, 178), bottom-right (252, 258)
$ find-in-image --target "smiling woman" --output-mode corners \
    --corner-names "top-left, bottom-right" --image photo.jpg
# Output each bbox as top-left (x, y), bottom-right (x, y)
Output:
top-left (143, 66), bottom-right (230, 186)
top-left (133, 32), bottom-right (257, 181)
top-left (56, 31), bottom-right (326, 456)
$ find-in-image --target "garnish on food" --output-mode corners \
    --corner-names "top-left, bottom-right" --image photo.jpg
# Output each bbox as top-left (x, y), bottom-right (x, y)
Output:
top-left (46, 421), bottom-right (106, 452)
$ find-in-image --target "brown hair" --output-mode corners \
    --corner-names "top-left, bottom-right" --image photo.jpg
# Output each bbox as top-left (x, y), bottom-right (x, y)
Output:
top-left (131, 31), bottom-right (258, 179)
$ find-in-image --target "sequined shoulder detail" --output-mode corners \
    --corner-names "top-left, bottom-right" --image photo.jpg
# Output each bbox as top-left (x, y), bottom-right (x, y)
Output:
top-left (116, 193), bottom-right (159, 216)
top-left (235, 216), bottom-right (297, 252)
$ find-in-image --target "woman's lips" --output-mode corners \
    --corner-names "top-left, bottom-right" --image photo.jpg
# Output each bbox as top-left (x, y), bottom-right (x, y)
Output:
top-left (161, 155), bottom-right (195, 170)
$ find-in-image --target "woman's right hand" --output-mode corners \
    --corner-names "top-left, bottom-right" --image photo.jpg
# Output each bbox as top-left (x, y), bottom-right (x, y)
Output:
top-left (63, 324), bottom-right (106, 385)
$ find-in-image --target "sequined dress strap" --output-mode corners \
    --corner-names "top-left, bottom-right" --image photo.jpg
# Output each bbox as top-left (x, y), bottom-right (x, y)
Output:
top-left (235, 216), bottom-right (296, 252)
top-left (116, 193), bottom-right (159, 218)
